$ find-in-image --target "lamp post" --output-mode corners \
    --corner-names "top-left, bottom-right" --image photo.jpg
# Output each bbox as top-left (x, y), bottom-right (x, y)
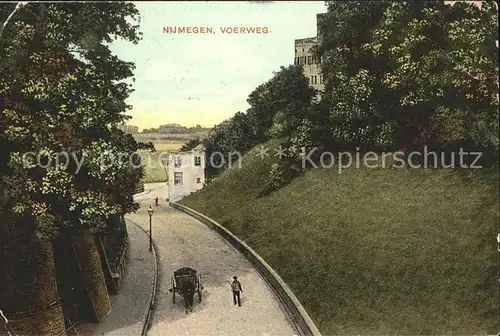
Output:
top-left (148, 205), bottom-right (154, 252)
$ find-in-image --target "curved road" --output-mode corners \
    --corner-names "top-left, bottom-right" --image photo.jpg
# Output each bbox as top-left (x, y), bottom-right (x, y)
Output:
top-left (129, 182), bottom-right (298, 336)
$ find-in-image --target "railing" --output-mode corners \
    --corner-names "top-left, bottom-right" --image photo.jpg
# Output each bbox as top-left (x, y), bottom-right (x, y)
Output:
top-left (169, 202), bottom-right (322, 336)
top-left (64, 314), bottom-right (80, 335)
top-left (100, 216), bottom-right (129, 292)
top-left (1, 309), bottom-right (17, 336)
top-left (135, 182), bottom-right (145, 194)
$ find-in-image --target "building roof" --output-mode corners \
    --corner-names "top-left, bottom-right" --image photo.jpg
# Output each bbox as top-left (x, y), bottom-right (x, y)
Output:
top-left (295, 37), bottom-right (317, 44)
top-left (193, 143), bottom-right (205, 152)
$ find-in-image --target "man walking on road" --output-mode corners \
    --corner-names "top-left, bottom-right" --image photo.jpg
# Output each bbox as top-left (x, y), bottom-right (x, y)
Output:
top-left (231, 276), bottom-right (243, 307)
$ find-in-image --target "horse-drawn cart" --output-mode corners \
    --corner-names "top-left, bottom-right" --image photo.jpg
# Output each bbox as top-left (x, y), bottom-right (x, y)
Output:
top-left (169, 267), bottom-right (203, 308)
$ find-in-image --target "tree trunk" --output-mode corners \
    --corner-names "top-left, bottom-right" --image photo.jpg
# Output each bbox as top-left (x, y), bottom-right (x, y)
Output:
top-left (70, 229), bottom-right (111, 322)
top-left (0, 218), bottom-right (66, 336)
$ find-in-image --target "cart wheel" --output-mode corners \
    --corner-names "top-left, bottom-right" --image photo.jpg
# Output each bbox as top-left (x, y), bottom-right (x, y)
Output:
top-left (197, 275), bottom-right (202, 302)
top-left (171, 278), bottom-right (176, 304)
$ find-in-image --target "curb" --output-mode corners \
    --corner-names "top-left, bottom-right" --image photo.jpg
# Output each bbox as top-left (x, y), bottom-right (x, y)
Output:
top-left (133, 189), bottom-right (151, 197)
top-left (126, 219), bottom-right (159, 336)
top-left (169, 202), bottom-right (322, 336)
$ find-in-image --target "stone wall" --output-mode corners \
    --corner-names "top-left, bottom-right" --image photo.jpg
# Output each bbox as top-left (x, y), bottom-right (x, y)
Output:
top-left (0, 218), bottom-right (66, 336)
top-left (1, 301), bottom-right (65, 336)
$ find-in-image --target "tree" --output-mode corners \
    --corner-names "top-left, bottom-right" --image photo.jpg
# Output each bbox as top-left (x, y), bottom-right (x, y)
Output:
top-left (180, 137), bottom-right (201, 152)
top-left (316, 1), bottom-right (395, 151)
top-left (204, 113), bottom-right (253, 178)
top-left (137, 141), bottom-right (156, 152)
top-left (317, 0), bottom-right (498, 165)
top-left (245, 66), bottom-right (319, 194)
top-left (0, 2), bottom-right (142, 333)
top-left (247, 65), bottom-right (316, 143)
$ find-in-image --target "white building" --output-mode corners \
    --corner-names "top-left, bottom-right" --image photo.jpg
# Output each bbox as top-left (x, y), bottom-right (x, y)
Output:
top-left (166, 145), bottom-right (206, 202)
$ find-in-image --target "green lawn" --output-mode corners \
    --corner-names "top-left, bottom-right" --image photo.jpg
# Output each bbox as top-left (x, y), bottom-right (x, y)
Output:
top-left (138, 141), bottom-right (186, 183)
top-left (140, 150), bottom-right (169, 183)
top-left (180, 140), bottom-right (499, 335)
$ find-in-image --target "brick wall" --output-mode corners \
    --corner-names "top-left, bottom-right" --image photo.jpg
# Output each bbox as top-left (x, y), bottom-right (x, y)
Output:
top-left (0, 218), bottom-right (66, 336)
top-left (1, 302), bottom-right (66, 336)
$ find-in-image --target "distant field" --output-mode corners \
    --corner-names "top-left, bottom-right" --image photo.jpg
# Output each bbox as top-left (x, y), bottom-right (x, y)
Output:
top-left (153, 142), bottom-right (184, 153)
top-left (133, 132), bottom-right (208, 143)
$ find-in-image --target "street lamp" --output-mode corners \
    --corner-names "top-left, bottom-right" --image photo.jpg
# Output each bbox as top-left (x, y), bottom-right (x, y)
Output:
top-left (147, 205), bottom-right (154, 252)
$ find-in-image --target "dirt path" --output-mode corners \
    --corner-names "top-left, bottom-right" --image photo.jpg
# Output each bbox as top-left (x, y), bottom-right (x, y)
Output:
top-left (128, 183), bottom-right (298, 336)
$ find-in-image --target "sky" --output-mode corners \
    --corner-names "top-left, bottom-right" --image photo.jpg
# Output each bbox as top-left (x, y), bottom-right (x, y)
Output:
top-left (109, 1), bottom-right (327, 131)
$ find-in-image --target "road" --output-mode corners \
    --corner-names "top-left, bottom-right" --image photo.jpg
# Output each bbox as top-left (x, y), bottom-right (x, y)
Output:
top-left (128, 182), bottom-right (298, 336)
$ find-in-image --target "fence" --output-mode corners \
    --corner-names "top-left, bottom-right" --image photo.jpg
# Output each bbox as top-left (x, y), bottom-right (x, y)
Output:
top-left (135, 182), bottom-right (145, 194)
top-left (100, 216), bottom-right (129, 291)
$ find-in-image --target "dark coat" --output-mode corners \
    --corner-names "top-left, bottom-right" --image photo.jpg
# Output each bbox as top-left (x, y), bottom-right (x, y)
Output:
top-left (182, 281), bottom-right (195, 298)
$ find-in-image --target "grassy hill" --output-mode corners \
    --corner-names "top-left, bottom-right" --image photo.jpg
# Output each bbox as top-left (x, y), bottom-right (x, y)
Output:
top-left (180, 140), bottom-right (499, 335)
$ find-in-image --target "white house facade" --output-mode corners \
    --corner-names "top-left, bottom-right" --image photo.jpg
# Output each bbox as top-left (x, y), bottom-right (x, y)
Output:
top-left (166, 148), bottom-right (206, 203)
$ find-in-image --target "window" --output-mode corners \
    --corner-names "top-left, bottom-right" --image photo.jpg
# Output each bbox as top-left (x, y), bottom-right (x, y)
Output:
top-left (295, 48), bottom-right (297, 54)
top-left (319, 75), bottom-right (323, 84)
top-left (174, 157), bottom-right (181, 168)
top-left (174, 172), bottom-right (183, 185)
top-left (313, 76), bottom-right (317, 84)
top-left (303, 56), bottom-right (307, 64)
top-left (196, 177), bottom-right (201, 184)
top-left (194, 156), bottom-right (201, 166)
top-left (307, 56), bottom-right (313, 65)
